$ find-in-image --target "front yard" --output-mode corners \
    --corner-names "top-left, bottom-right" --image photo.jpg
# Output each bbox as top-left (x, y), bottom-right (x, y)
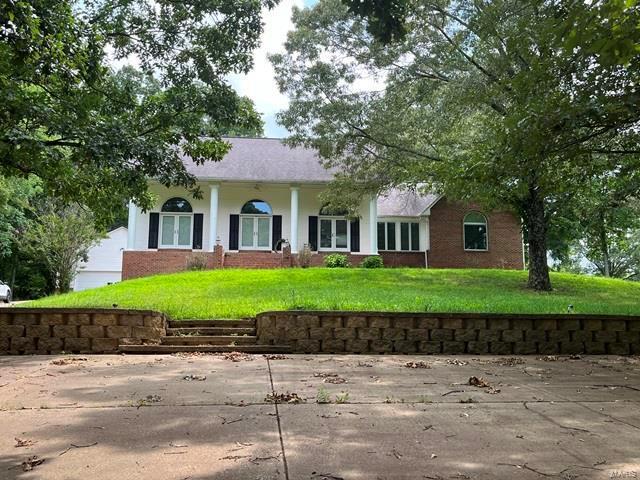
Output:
top-left (25, 268), bottom-right (640, 319)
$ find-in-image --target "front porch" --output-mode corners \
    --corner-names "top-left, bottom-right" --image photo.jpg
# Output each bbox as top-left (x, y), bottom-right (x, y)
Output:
top-left (124, 181), bottom-right (430, 278)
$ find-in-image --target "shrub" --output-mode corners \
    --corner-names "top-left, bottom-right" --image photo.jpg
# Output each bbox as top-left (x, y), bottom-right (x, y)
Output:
top-left (298, 244), bottom-right (312, 268)
top-left (361, 255), bottom-right (384, 268)
top-left (186, 253), bottom-right (209, 271)
top-left (324, 253), bottom-right (350, 268)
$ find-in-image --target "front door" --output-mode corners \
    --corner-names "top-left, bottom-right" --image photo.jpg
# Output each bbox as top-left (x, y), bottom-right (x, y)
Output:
top-left (319, 217), bottom-right (349, 251)
top-left (160, 214), bottom-right (192, 248)
top-left (241, 216), bottom-right (271, 250)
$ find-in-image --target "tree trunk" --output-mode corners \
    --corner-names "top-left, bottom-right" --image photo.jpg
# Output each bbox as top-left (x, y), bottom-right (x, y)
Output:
top-left (526, 189), bottom-right (552, 291)
top-left (597, 212), bottom-right (611, 277)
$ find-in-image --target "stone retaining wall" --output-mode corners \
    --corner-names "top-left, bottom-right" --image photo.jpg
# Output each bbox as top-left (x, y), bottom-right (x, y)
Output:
top-left (0, 308), bottom-right (167, 354)
top-left (256, 311), bottom-right (640, 355)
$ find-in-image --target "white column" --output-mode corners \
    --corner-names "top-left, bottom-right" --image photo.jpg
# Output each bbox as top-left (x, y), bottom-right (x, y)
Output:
top-left (208, 184), bottom-right (219, 251)
top-left (127, 201), bottom-right (137, 250)
top-left (369, 194), bottom-right (378, 254)
top-left (290, 186), bottom-right (300, 253)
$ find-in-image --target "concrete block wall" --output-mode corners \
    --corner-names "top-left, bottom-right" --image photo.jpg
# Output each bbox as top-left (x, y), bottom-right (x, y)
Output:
top-left (256, 311), bottom-right (640, 354)
top-left (0, 309), bottom-right (167, 354)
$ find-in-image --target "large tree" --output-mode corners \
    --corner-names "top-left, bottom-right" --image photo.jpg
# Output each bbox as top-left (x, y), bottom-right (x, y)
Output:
top-left (1, 0), bottom-right (275, 223)
top-left (23, 203), bottom-right (104, 293)
top-left (271, 0), bottom-right (640, 290)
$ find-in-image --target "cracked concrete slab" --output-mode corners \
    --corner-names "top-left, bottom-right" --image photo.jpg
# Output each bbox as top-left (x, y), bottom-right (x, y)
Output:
top-left (0, 354), bottom-right (272, 409)
top-left (0, 354), bottom-right (639, 480)
top-left (0, 405), bottom-right (284, 480)
top-left (278, 401), bottom-right (640, 480)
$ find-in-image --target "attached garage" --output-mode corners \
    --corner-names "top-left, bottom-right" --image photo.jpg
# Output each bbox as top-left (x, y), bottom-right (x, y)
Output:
top-left (74, 227), bottom-right (127, 291)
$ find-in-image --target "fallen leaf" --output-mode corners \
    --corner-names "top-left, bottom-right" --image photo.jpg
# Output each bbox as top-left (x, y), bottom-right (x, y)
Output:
top-left (15, 438), bottom-right (35, 448)
top-left (21, 456), bottom-right (45, 471)
top-left (265, 392), bottom-right (305, 404)
top-left (405, 361), bottom-right (431, 369)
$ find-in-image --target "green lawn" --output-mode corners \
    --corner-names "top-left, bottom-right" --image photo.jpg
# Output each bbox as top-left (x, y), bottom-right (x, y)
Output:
top-left (23, 268), bottom-right (640, 319)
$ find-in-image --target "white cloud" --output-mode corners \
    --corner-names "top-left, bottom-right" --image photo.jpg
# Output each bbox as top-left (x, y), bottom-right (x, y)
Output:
top-left (228, 0), bottom-right (304, 137)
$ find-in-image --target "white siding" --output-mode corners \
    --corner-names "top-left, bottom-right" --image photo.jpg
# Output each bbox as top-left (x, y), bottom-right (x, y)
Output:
top-left (75, 271), bottom-right (121, 291)
top-left (74, 227), bottom-right (127, 291)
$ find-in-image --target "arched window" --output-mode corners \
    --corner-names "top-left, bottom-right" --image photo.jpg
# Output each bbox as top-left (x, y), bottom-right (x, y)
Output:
top-left (240, 199), bottom-right (272, 249)
top-left (463, 212), bottom-right (488, 251)
top-left (161, 197), bottom-right (193, 213)
top-left (160, 198), bottom-right (193, 248)
top-left (318, 205), bottom-right (349, 251)
top-left (241, 199), bottom-right (272, 215)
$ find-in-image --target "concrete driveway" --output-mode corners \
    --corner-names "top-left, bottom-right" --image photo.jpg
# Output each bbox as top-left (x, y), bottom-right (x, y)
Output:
top-left (0, 353), bottom-right (639, 480)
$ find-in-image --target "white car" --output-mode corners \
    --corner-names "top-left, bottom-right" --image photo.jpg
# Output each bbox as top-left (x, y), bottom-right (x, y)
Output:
top-left (0, 281), bottom-right (11, 303)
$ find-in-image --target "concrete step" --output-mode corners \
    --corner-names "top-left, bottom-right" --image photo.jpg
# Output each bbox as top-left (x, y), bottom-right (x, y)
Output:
top-left (168, 319), bottom-right (256, 329)
top-left (161, 335), bottom-right (257, 346)
top-left (167, 327), bottom-right (256, 336)
top-left (119, 344), bottom-right (291, 354)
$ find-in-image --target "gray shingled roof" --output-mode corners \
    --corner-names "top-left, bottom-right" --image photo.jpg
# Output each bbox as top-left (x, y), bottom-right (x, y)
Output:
top-left (182, 137), bottom-right (335, 183)
top-left (181, 137), bottom-right (439, 217)
top-left (377, 189), bottom-right (440, 217)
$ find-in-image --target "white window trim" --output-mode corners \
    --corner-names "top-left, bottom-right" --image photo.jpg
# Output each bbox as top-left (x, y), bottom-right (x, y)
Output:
top-left (159, 213), bottom-right (193, 249)
top-left (463, 214), bottom-right (489, 252)
top-left (239, 214), bottom-right (273, 251)
top-left (318, 216), bottom-right (351, 252)
top-left (378, 220), bottom-right (421, 252)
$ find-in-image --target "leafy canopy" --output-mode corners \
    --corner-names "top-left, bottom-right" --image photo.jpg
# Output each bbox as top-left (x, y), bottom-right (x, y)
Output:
top-left (271, 0), bottom-right (640, 290)
top-left (1, 0), bottom-right (274, 222)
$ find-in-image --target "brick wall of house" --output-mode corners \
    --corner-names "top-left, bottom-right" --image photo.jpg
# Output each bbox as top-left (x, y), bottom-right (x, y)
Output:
top-left (224, 249), bottom-right (292, 268)
top-left (0, 308), bottom-right (167, 354)
top-left (122, 247), bottom-right (224, 279)
top-left (301, 252), bottom-right (425, 268)
top-left (428, 199), bottom-right (524, 269)
top-left (379, 252), bottom-right (426, 268)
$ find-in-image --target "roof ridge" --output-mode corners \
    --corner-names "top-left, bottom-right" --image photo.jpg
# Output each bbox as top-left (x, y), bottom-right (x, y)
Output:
top-left (221, 136), bottom-right (286, 141)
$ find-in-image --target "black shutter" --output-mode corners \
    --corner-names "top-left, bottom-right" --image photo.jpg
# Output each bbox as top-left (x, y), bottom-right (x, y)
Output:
top-left (148, 213), bottom-right (159, 249)
top-left (350, 219), bottom-right (360, 252)
top-left (272, 215), bottom-right (282, 251)
top-left (192, 213), bottom-right (203, 249)
top-left (308, 216), bottom-right (318, 251)
top-left (229, 214), bottom-right (239, 250)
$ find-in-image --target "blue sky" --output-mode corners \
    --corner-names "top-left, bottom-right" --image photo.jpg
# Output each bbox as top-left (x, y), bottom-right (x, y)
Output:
top-left (228, 0), bottom-right (318, 138)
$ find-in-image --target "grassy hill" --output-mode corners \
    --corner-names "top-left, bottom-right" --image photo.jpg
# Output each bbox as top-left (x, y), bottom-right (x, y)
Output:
top-left (24, 268), bottom-right (640, 319)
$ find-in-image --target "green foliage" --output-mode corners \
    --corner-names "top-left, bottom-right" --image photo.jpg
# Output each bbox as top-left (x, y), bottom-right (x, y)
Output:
top-left (218, 97), bottom-right (265, 138)
top-left (0, 175), bottom-right (41, 258)
top-left (316, 386), bottom-right (331, 404)
top-left (342, 0), bottom-right (408, 43)
top-left (272, 0), bottom-right (640, 291)
top-left (23, 203), bottom-right (104, 293)
top-left (334, 392), bottom-right (350, 404)
top-left (324, 253), bottom-right (350, 268)
top-left (361, 255), bottom-right (384, 268)
top-left (186, 253), bottom-right (209, 271)
top-left (24, 268), bottom-right (640, 319)
top-left (0, 0), bottom-right (273, 222)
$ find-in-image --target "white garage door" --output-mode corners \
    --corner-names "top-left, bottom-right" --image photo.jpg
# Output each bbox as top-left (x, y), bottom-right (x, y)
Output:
top-left (74, 271), bottom-right (122, 291)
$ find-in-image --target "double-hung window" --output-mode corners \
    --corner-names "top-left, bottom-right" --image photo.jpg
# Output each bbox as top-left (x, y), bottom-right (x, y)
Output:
top-left (377, 221), bottom-right (420, 251)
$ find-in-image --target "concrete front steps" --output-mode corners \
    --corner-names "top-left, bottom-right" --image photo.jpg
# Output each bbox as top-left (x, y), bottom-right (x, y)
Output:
top-left (119, 318), bottom-right (291, 354)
